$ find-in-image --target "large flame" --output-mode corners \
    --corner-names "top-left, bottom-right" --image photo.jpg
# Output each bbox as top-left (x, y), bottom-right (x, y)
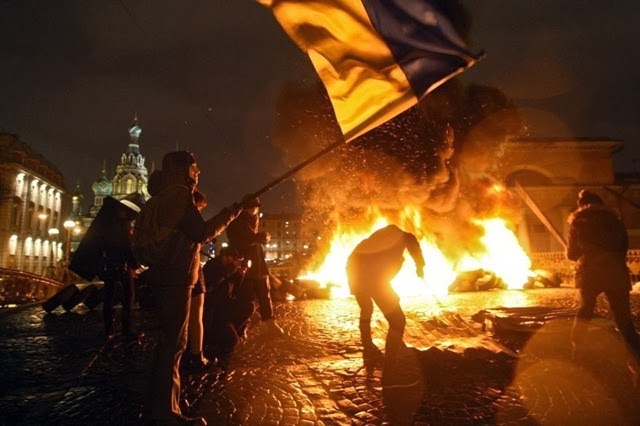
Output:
top-left (299, 208), bottom-right (532, 298)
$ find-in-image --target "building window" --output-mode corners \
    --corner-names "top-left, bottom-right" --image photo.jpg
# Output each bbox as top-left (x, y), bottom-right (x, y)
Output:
top-left (24, 237), bottom-right (33, 256)
top-left (30, 179), bottom-right (39, 202)
top-left (9, 235), bottom-right (18, 255)
top-left (27, 202), bottom-right (35, 230)
top-left (15, 173), bottom-right (25, 197)
top-left (47, 188), bottom-right (55, 209)
top-left (11, 199), bottom-right (21, 230)
top-left (39, 183), bottom-right (47, 206)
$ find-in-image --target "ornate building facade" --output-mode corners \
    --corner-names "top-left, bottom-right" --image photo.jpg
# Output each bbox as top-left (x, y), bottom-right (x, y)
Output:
top-left (78, 117), bottom-right (150, 231)
top-left (0, 133), bottom-right (67, 275)
top-left (497, 137), bottom-right (640, 252)
top-left (495, 137), bottom-right (640, 283)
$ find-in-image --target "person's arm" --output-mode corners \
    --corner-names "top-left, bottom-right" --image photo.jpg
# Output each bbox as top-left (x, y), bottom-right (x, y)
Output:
top-left (405, 233), bottom-right (425, 278)
top-left (566, 221), bottom-right (581, 261)
top-left (177, 195), bottom-right (241, 243)
top-left (203, 204), bottom-right (242, 242)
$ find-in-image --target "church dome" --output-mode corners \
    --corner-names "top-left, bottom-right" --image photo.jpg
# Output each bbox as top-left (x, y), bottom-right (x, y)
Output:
top-left (91, 174), bottom-right (112, 196)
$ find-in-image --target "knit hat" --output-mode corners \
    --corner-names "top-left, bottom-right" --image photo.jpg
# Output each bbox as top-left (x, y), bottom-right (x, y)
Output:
top-left (577, 190), bottom-right (603, 207)
top-left (242, 194), bottom-right (262, 208)
top-left (162, 151), bottom-right (196, 183)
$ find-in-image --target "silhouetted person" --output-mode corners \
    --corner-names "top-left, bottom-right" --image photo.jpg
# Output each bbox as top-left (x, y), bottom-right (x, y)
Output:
top-left (143, 151), bottom-right (241, 425)
top-left (567, 190), bottom-right (639, 357)
top-left (346, 224), bottom-right (425, 388)
top-left (226, 195), bottom-right (283, 335)
top-left (97, 195), bottom-right (143, 339)
top-left (202, 247), bottom-right (255, 368)
top-left (182, 189), bottom-right (211, 371)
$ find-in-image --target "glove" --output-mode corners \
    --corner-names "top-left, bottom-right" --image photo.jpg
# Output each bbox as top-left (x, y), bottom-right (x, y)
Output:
top-left (416, 266), bottom-right (424, 279)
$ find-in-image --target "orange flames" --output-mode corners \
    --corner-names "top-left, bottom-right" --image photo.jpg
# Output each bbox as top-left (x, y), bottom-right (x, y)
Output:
top-left (298, 206), bottom-right (533, 298)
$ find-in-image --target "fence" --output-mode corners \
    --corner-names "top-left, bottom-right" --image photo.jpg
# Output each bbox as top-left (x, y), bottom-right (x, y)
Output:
top-left (530, 249), bottom-right (640, 285)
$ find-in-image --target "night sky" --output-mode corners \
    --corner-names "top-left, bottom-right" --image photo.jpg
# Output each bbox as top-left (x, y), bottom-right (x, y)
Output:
top-left (1, 1), bottom-right (638, 215)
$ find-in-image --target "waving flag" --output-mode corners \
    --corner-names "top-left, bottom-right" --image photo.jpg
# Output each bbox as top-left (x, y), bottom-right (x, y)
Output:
top-left (258, 0), bottom-right (483, 142)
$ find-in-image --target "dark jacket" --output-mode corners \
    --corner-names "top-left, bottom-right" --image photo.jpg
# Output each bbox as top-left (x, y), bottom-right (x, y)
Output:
top-left (566, 203), bottom-right (630, 291)
top-left (146, 184), bottom-right (239, 287)
top-left (347, 224), bottom-right (425, 293)
top-left (225, 211), bottom-right (269, 279)
top-left (70, 196), bottom-right (137, 281)
top-left (567, 204), bottom-right (628, 262)
top-left (202, 257), bottom-right (242, 296)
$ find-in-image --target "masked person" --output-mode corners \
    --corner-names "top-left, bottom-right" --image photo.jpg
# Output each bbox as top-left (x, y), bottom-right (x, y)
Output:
top-left (142, 151), bottom-right (242, 426)
top-left (202, 247), bottom-right (255, 369)
top-left (225, 195), bottom-right (283, 335)
top-left (567, 190), bottom-right (639, 358)
top-left (347, 224), bottom-right (425, 388)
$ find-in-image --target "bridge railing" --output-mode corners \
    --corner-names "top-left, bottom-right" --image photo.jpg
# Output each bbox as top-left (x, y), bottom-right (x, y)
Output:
top-left (0, 267), bottom-right (67, 307)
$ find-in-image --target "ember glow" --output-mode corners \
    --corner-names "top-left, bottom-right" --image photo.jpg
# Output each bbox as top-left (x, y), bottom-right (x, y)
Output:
top-left (299, 209), bottom-right (533, 298)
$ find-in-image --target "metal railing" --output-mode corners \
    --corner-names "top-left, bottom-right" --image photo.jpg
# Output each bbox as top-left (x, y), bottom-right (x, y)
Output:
top-left (0, 267), bottom-right (66, 307)
top-left (530, 250), bottom-right (640, 285)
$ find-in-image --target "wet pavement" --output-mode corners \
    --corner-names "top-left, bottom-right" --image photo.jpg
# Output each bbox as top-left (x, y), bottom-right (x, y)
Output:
top-left (1, 287), bottom-right (639, 425)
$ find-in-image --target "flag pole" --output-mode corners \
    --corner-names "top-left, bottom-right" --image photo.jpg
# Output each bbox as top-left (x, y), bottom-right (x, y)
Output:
top-left (247, 140), bottom-right (346, 199)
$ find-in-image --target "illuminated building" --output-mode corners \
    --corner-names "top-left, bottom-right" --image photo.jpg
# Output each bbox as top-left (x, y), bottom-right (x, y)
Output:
top-left (0, 133), bottom-right (66, 274)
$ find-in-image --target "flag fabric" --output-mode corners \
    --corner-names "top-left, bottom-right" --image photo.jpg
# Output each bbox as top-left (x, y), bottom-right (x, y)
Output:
top-left (258, 0), bottom-right (483, 142)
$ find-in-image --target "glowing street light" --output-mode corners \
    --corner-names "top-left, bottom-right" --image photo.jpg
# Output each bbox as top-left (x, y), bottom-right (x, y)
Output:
top-left (63, 219), bottom-right (76, 262)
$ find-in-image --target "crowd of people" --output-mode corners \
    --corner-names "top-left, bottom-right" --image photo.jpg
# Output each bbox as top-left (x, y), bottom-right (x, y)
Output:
top-left (54, 149), bottom-right (638, 425)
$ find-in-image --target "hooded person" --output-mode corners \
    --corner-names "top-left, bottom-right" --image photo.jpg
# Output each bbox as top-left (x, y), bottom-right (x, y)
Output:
top-left (145, 151), bottom-right (242, 425)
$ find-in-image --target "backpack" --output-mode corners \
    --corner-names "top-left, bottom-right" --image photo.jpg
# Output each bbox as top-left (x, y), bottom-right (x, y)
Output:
top-left (132, 196), bottom-right (175, 267)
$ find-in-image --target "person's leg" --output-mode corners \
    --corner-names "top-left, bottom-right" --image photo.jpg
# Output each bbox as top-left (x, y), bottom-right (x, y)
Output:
top-left (572, 287), bottom-right (598, 358)
top-left (254, 277), bottom-right (274, 320)
top-left (150, 285), bottom-right (190, 421)
top-left (373, 285), bottom-right (416, 388)
top-left (374, 286), bottom-right (405, 370)
top-left (232, 297), bottom-right (257, 341)
top-left (606, 288), bottom-right (640, 355)
top-left (121, 269), bottom-right (135, 336)
top-left (355, 292), bottom-right (375, 349)
top-left (102, 280), bottom-right (116, 338)
top-left (254, 276), bottom-right (283, 334)
top-left (188, 293), bottom-right (205, 354)
top-left (186, 293), bottom-right (209, 369)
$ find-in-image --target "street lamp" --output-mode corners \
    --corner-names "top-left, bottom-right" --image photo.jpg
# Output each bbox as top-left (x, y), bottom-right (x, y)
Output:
top-left (47, 228), bottom-right (59, 259)
top-left (63, 219), bottom-right (76, 262)
top-left (47, 228), bottom-right (60, 278)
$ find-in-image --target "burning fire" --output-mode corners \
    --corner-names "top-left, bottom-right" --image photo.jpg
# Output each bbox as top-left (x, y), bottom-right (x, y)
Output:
top-left (299, 207), bottom-right (533, 298)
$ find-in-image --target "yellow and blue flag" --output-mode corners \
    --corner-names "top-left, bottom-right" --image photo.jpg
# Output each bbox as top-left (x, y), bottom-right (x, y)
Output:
top-left (259, 0), bottom-right (483, 142)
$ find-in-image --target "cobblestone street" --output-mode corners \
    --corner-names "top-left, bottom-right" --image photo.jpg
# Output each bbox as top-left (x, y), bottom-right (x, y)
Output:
top-left (1, 288), bottom-right (639, 425)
